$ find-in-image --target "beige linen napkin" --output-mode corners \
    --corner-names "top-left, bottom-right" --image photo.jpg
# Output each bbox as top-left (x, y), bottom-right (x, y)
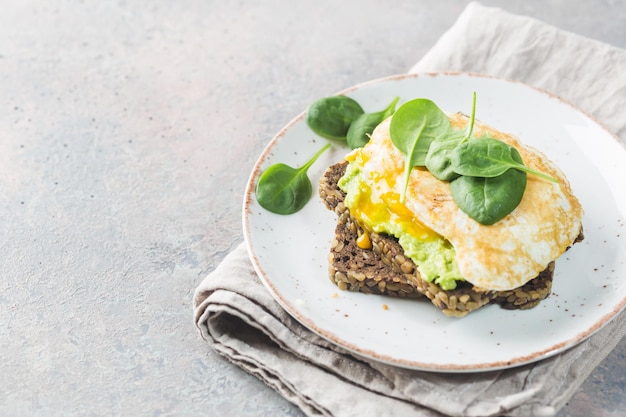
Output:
top-left (194, 3), bottom-right (626, 416)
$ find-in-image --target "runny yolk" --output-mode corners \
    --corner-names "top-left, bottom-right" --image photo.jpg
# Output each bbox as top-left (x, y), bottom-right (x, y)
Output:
top-left (350, 183), bottom-right (440, 242)
top-left (345, 147), bottom-right (440, 243)
top-left (345, 148), bottom-right (369, 165)
top-left (356, 230), bottom-right (371, 249)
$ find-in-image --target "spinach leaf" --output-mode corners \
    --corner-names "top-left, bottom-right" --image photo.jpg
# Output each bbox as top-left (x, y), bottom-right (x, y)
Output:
top-left (306, 96), bottom-right (364, 141)
top-left (451, 136), bottom-right (558, 182)
top-left (424, 133), bottom-right (465, 181)
top-left (255, 143), bottom-right (331, 214)
top-left (450, 158), bottom-right (527, 225)
top-left (347, 96), bottom-right (400, 149)
top-left (425, 92), bottom-right (477, 181)
top-left (389, 98), bottom-right (451, 201)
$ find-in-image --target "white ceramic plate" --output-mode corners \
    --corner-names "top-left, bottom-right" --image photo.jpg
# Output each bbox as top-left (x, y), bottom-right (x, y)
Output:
top-left (242, 72), bottom-right (626, 372)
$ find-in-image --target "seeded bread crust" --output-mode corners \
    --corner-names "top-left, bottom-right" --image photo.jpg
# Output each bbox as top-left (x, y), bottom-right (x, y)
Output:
top-left (319, 161), bottom-right (559, 317)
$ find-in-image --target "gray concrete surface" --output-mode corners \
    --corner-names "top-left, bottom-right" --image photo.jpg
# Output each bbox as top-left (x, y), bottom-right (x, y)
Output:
top-left (0, 1), bottom-right (624, 416)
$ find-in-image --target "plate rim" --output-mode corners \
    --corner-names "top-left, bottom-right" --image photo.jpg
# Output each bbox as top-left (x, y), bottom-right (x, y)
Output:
top-left (242, 71), bottom-right (626, 372)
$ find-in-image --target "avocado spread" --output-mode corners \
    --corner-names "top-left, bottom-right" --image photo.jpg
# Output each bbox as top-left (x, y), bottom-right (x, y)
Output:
top-left (338, 162), bottom-right (463, 290)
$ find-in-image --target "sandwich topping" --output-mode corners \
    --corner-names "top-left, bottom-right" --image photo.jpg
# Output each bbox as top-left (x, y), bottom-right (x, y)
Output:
top-left (338, 113), bottom-right (583, 291)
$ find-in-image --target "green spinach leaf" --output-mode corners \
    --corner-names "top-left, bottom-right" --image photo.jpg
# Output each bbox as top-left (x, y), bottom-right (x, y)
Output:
top-left (424, 133), bottom-right (465, 181)
top-left (255, 143), bottom-right (331, 214)
top-left (451, 136), bottom-right (558, 182)
top-left (306, 96), bottom-right (364, 141)
top-left (389, 98), bottom-right (451, 201)
top-left (425, 92), bottom-right (477, 181)
top-left (347, 96), bottom-right (399, 149)
top-left (450, 159), bottom-right (527, 225)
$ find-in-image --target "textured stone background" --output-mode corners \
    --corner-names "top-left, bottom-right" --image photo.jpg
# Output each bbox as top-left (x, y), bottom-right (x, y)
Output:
top-left (0, 1), bottom-right (624, 416)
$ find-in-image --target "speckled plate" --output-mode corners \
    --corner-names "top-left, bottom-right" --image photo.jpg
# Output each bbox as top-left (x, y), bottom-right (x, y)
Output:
top-left (242, 72), bottom-right (626, 372)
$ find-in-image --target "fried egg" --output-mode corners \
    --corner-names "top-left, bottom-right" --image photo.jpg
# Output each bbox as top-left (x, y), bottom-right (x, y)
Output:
top-left (342, 114), bottom-right (583, 291)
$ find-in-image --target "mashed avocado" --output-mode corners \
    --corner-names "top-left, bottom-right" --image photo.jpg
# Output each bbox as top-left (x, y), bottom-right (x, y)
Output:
top-left (338, 162), bottom-right (463, 290)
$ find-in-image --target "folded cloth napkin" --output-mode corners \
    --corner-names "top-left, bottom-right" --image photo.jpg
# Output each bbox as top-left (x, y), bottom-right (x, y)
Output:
top-left (194, 3), bottom-right (626, 416)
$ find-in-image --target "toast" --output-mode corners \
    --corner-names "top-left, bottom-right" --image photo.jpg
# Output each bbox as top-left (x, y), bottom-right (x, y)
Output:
top-left (320, 161), bottom-right (559, 317)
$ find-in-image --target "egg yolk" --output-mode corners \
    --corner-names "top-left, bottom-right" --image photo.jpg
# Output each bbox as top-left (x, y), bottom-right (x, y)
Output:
top-left (350, 184), bottom-right (440, 243)
top-left (344, 149), bottom-right (439, 242)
